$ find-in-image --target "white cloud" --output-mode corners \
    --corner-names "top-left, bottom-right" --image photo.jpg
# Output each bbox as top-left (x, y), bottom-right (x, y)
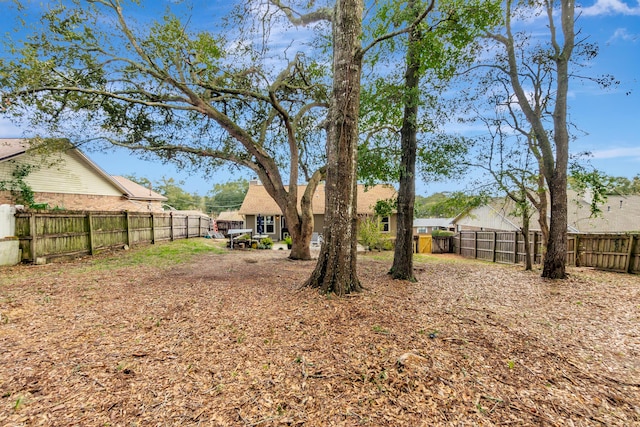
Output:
top-left (579, 0), bottom-right (640, 16)
top-left (607, 27), bottom-right (640, 43)
top-left (589, 146), bottom-right (640, 159)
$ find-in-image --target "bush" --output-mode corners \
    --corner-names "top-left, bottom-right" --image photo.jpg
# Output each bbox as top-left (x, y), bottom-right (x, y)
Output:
top-left (431, 229), bottom-right (454, 237)
top-left (358, 217), bottom-right (393, 251)
top-left (259, 237), bottom-right (273, 249)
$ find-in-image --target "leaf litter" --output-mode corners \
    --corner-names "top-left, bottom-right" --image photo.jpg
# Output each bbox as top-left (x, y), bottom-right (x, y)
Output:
top-left (1, 247), bottom-right (639, 426)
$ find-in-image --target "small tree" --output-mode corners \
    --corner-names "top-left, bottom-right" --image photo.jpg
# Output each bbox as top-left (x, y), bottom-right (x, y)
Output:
top-left (358, 216), bottom-right (386, 251)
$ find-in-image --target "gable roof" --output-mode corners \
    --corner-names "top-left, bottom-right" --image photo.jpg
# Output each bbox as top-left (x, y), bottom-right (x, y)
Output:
top-left (112, 176), bottom-right (166, 201)
top-left (0, 138), bottom-right (167, 203)
top-left (239, 183), bottom-right (397, 216)
top-left (1, 138), bottom-right (130, 194)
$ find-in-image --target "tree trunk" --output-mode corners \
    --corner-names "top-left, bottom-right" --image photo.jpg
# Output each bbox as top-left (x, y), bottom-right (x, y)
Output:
top-left (304, 0), bottom-right (364, 295)
top-left (521, 209), bottom-right (532, 271)
top-left (541, 0), bottom-right (573, 279)
top-left (391, 4), bottom-right (420, 281)
top-left (252, 169), bottom-right (314, 261)
top-left (531, 174), bottom-right (549, 250)
top-left (498, 0), bottom-right (574, 279)
top-left (542, 171), bottom-right (568, 278)
top-left (286, 206), bottom-right (313, 260)
top-left (289, 169), bottom-right (325, 260)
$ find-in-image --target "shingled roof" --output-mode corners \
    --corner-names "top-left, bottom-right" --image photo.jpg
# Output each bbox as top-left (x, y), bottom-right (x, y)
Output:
top-left (112, 176), bottom-right (166, 201)
top-left (0, 138), bottom-right (27, 161)
top-left (239, 183), bottom-right (397, 215)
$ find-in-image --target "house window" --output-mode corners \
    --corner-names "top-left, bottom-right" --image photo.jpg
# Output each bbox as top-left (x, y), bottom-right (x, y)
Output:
top-left (381, 216), bottom-right (390, 233)
top-left (417, 227), bottom-right (427, 234)
top-left (265, 215), bottom-right (275, 234)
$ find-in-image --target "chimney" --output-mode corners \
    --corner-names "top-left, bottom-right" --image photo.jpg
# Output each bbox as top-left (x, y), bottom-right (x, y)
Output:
top-left (249, 177), bottom-right (261, 186)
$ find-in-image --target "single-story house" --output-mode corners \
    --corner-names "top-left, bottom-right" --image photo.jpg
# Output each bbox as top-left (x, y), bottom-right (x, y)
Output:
top-left (413, 218), bottom-right (455, 234)
top-left (453, 191), bottom-right (640, 233)
top-left (0, 138), bottom-right (167, 212)
top-left (238, 180), bottom-right (397, 241)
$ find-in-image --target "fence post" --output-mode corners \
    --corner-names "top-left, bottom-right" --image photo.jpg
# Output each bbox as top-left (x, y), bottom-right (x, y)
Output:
top-left (513, 231), bottom-right (518, 264)
top-left (492, 232), bottom-right (497, 262)
top-left (533, 232), bottom-right (538, 264)
top-left (474, 231), bottom-right (478, 258)
top-left (29, 212), bottom-right (37, 263)
top-left (87, 212), bottom-right (95, 255)
top-left (150, 213), bottom-right (155, 244)
top-left (125, 211), bottom-right (132, 247)
top-left (624, 234), bottom-right (635, 273)
top-left (574, 234), bottom-right (580, 267)
top-left (186, 215), bottom-right (189, 239)
top-left (169, 212), bottom-right (174, 241)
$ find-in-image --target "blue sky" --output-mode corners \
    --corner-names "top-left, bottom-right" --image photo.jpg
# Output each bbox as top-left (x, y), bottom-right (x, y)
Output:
top-left (0, 0), bottom-right (638, 197)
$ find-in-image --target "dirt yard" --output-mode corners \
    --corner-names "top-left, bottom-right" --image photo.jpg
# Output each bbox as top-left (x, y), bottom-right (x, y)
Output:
top-left (1, 243), bottom-right (639, 426)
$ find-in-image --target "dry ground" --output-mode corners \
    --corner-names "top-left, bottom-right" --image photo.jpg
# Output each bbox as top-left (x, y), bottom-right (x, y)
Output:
top-left (1, 242), bottom-right (639, 426)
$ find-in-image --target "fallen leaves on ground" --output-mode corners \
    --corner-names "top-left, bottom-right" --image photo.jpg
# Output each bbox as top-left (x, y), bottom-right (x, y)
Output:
top-left (1, 246), bottom-right (639, 426)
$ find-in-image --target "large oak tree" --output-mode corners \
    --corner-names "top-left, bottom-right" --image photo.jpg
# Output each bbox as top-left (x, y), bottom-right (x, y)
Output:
top-left (1, 0), bottom-right (329, 260)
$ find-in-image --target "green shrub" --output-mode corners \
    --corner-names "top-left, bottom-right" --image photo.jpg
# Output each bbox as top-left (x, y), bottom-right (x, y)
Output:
top-left (431, 229), bottom-right (454, 237)
top-left (260, 237), bottom-right (273, 249)
top-left (358, 217), bottom-right (393, 251)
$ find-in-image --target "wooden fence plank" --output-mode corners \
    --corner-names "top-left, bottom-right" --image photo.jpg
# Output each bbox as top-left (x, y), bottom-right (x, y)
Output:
top-left (13, 210), bottom-right (210, 263)
top-left (457, 230), bottom-right (639, 275)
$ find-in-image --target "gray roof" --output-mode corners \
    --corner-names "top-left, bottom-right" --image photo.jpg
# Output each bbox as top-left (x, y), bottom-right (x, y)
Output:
top-left (413, 218), bottom-right (454, 228)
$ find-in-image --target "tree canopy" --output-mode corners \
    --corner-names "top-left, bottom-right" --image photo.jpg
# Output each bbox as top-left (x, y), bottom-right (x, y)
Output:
top-left (1, 0), bottom-right (333, 260)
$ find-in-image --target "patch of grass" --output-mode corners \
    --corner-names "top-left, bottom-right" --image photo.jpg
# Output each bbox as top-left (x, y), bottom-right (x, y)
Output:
top-left (14, 395), bottom-right (25, 411)
top-left (83, 238), bottom-right (227, 271)
top-left (372, 325), bottom-right (390, 335)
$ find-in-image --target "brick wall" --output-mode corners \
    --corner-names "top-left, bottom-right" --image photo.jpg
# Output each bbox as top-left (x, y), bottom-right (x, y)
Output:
top-left (0, 191), bottom-right (164, 212)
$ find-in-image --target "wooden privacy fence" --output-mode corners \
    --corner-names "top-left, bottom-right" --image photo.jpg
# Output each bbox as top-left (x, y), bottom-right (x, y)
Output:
top-left (14, 210), bottom-right (211, 263)
top-left (454, 231), bottom-right (640, 274)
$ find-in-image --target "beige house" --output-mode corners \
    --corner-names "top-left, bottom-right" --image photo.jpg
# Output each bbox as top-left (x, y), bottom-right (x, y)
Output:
top-left (238, 181), bottom-right (397, 240)
top-left (453, 192), bottom-right (640, 233)
top-left (0, 138), bottom-right (166, 211)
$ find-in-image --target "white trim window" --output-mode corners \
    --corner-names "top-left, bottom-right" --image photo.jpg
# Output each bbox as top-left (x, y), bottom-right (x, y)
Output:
top-left (265, 215), bottom-right (275, 234)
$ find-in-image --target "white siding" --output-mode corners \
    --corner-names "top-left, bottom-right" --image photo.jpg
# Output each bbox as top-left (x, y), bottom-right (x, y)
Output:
top-left (0, 151), bottom-right (123, 196)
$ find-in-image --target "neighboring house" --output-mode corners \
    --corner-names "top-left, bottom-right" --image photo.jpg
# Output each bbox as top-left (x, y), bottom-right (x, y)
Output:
top-left (0, 138), bottom-right (167, 211)
top-left (453, 191), bottom-right (640, 233)
top-left (452, 200), bottom-right (526, 232)
top-left (111, 175), bottom-right (167, 212)
top-left (413, 218), bottom-right (455, 234)
top-left (214, 210), bottom-right (244, 236)
top-left (238, 180), bottom-right (397, 240)
top-left (568, 193), bottom-right (640, 233)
